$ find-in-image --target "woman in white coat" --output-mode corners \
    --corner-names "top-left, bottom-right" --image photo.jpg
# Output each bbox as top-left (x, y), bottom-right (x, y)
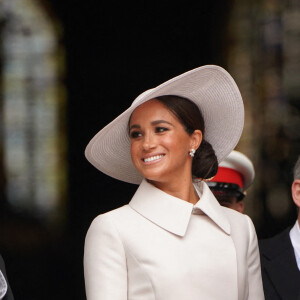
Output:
top-left (84, 65), bottom-right (264, 300)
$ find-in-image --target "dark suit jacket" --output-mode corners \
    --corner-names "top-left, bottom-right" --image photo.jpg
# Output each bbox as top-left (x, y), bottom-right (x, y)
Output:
top-left (259, 227), bottom-right (300, 300)
top-left (0, 255), bottom-right (14, 300)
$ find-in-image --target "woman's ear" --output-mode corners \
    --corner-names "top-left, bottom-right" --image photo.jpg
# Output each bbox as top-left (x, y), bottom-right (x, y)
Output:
top-left (291, 179), bottom-right (300, 208)
top-left (191, 129), bottom-right (203, 150)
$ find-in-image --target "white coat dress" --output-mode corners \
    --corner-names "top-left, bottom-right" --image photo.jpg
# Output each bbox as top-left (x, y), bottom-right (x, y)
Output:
top-left (84, 179), bottom-right (264, 300)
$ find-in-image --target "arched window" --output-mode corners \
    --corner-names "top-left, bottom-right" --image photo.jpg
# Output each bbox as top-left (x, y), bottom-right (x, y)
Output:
top-left (0, 0), bottom-right (66, 226)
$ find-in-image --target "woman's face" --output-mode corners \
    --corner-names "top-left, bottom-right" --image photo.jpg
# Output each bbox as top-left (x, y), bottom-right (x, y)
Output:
top-left (129, 99), bottom-right (199, 185)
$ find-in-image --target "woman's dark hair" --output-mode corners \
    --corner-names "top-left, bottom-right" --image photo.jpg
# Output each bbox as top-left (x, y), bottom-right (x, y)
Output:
top-left (156, 95), bottom-right (218, 179)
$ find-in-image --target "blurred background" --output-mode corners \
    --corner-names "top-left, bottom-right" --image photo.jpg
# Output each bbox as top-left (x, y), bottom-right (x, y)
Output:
top-left (0, 0), bottom-right (300, 299)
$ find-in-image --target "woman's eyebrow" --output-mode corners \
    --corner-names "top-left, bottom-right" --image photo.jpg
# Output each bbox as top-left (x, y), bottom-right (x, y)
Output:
top-left (129, 120), bottom-right (173, 131)
top-left (151, 120), bottom-right (173, 126)
top-left (129, 124), bottom-right (140, 131)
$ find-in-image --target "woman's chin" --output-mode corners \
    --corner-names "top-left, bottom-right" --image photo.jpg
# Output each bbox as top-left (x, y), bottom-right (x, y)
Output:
top-left (137, 167), bottom-right (165, 182)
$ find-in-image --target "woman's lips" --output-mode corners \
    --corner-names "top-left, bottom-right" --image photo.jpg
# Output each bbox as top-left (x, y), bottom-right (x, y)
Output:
top-left (142, 154), bottom-right (165, 163)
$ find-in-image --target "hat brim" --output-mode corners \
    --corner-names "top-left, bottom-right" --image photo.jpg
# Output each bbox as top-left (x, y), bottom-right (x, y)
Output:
top-left (85, 65), bottom-right (244, 184)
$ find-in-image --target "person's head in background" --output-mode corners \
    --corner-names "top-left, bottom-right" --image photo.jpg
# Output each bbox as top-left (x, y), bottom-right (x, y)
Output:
top-left (292, 155), bottom-right (300, 223)
top-left (206, 150), bottom-right (255, 213)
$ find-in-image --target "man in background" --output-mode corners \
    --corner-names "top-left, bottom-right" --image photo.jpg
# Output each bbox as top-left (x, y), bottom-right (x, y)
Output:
top-left (206, 150), bottom-right (255, 213)
top-left (259, 156), bottom-right (300, 300)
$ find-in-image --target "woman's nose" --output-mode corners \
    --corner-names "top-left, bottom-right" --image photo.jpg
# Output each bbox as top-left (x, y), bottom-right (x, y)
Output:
top-left (142, 133), bottom-right (156, 150)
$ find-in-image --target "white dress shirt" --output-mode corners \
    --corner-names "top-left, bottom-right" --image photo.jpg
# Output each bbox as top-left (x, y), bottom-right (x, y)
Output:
top-left (289, 220), bottom-right (300, 270)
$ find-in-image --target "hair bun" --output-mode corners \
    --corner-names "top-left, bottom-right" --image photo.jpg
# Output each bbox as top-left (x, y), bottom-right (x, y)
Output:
top-left (193, 140), bottom-right (218, 179)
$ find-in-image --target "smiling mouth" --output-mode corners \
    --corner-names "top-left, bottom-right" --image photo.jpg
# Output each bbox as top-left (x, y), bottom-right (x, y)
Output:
top-left (143, 155), bottom-right (165, 163)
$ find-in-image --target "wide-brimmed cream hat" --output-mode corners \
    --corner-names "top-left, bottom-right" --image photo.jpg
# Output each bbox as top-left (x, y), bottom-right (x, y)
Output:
top-left (85, 65), bottom-right (244, 184)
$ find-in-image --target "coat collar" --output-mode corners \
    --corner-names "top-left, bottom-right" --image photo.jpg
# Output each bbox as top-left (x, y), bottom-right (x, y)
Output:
top-left (129, 179), bottom-right (231, 237)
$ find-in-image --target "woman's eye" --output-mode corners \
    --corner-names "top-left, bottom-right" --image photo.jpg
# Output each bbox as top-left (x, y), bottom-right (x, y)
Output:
top-left (156, 127), bottom-right (169, 133)
top-left (130, 131), bottom-right (142, 139)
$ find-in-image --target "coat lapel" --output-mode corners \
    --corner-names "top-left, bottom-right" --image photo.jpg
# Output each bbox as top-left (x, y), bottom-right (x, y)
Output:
top-left (129, 179), bottom-right (194, 236)
top-left (194, 180), bottom-right (231, 235)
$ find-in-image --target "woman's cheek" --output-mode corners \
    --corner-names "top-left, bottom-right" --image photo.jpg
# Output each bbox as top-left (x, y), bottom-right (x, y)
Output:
top-left (130, 142), bottom-right (139, 165)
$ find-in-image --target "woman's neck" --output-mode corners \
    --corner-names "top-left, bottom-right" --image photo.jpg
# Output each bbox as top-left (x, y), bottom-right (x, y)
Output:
top-left (148, 178), bottom-right (199, 204)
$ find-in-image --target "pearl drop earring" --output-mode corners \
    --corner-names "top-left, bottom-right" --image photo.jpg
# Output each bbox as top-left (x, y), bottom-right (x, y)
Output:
top-left (189, 149), bottom-right (196, 157)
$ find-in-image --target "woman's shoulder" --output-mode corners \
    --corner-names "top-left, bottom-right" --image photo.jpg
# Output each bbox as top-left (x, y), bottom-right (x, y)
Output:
top-left (90, 204), bottom-right (132, 223)
top-left (221, 207), bottom-right (256, 235)
top-left (85, 205), bottom-right (134, 244)
top-left (88, 204), bottom-right (142, 232)
top-left (221, 205), bottom-right (245, 219)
